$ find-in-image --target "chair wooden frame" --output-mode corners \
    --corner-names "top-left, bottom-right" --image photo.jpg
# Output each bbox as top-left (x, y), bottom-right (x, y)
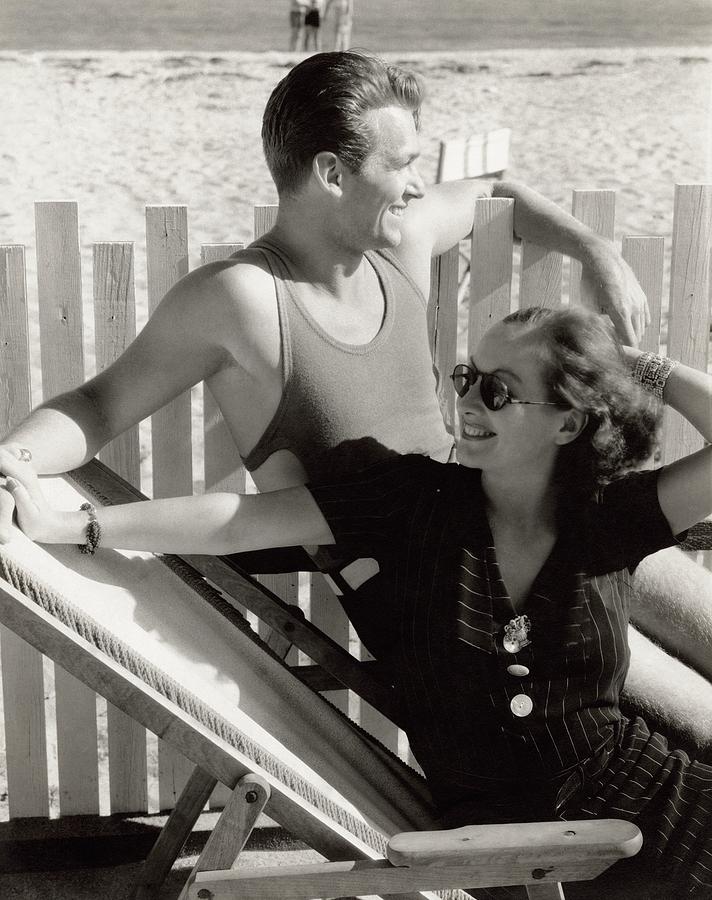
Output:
top-left (181, 807), bottom-right (642, 900)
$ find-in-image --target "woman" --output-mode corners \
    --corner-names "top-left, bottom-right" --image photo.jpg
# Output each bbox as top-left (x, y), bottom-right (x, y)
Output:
top-left (3, 306), bottom-right (711, 893)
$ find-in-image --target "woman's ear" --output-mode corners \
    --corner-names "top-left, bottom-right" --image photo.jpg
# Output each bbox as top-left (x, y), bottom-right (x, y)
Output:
top-left (313, 151), bottom-right (343, 195)
top-left (555, 409), bottom-right (589, 445)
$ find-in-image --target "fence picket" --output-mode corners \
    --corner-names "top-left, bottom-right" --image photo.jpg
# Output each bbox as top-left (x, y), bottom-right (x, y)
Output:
top-left (107, 704), bottom-right (148, 815)
top-left (308, 573), bottom-right (350, 715)
top-left (93, 241), bottom-right (148, 814)
top-left (55, 668), bottom-right (99, 815)
top-left (468, 197), bottom-right (514, 352)
top-left (0, 245), bottom-right (49, 820)
top-left (145, 205), bottom-right (195, 812)
top-left (93, 243), bottom-right (140, 486)
top-left (200, 244), bottom-right (247, 496)
top-left (0, 245), bottom-right (32, 431)
top-left (570, 190), bottom-right (616, 308)
top-left (664, 184), bottom-right (712, 463)
top-left (35, 202), bottom-right (100, 816)
top-left (428, 246), bottom-right (460, 436)
top-left (0, 628), bottom-right (49, 818)
top-left (251, 207), bottom-right (301, 643)
top-left (254, 204), bottom-right (278, 239)
top-left (621, 236), bottom-right (665, 353)
top-left (145, 205), bottom-right (191, 500)
top-left (519, 242), bottom-right (563, 309)
top-left (34, 202), bottom-right (85, 395)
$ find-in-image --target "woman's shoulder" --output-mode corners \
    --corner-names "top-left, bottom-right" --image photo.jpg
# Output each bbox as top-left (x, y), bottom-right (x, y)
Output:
top-left (354, 453), bottom-right (475, 493)
top-left (574, 467), bottom-right (681, 574)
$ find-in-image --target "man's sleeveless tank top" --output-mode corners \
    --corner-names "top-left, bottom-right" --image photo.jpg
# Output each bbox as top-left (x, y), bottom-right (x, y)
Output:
top-left (242, 238), bottom-right (453, 484)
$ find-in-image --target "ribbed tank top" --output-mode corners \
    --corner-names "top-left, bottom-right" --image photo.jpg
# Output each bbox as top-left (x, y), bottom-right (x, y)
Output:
top-left (242, 238), bottom-right (453, 484)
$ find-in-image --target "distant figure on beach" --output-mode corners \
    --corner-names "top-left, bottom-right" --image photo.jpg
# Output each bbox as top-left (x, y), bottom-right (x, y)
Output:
top-left (303, 0), bottom-right (322, 51)
top-left (288, 0), bottom-right (307, 52)
top-left (325, 0), bottom-right (353, 50)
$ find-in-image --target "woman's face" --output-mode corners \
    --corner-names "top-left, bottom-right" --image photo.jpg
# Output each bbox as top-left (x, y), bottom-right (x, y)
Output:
top-left (455, 322), bottom-right (570, 474)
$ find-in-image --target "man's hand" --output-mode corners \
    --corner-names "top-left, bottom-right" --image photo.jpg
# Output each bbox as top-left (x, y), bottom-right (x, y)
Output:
top-left (480, 181), bottom-right (651, 345)
top-left (581, 246), bottom-right (651, 346)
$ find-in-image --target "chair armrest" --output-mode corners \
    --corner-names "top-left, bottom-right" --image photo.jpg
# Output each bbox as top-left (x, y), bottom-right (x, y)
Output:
top-left (387, 819), bottom-right (642, 869)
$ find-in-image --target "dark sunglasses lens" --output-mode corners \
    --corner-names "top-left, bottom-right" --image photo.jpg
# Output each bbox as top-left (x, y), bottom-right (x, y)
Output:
top-left (481, 374), bottom-right (509, 410)
top-left (451, 365), bottom-right (472, 397)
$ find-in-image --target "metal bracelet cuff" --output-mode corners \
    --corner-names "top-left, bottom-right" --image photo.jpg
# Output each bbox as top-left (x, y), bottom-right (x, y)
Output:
top-left (631, 351), bottom-right (679, 400)
top-left (78, 502), bottom-right (102, 555)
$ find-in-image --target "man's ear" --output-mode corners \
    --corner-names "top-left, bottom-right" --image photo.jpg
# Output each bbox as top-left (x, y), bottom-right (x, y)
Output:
top-left (555, 409), bottom-right (589, 445)
top-left (313, 151), bottom-right (343, 195)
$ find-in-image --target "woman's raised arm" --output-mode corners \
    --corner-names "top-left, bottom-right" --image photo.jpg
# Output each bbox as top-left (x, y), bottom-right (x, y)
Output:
top-left (626, 349), bottom-right (712, 537)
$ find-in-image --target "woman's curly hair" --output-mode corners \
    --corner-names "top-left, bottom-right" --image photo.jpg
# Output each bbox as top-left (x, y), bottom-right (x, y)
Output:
top-left (503, 306), bottom-right (661, 504)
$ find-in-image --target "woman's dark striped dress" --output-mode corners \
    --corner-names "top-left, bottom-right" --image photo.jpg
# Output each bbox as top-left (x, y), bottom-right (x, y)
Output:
top-left (309, 454), bottom-right (712, 895)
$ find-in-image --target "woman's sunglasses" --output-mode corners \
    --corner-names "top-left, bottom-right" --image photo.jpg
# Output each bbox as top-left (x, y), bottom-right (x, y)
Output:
top-left (450, 363), bottom-right (563, 411)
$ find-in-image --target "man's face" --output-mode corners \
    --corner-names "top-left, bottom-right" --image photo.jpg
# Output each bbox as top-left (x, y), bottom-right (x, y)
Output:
top-left (340, 105), bottom-right (425, 250)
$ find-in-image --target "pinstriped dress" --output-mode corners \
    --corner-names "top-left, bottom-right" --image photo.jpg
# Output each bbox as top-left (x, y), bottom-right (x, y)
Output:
top-left (309, 455), bottom-right (712, 894)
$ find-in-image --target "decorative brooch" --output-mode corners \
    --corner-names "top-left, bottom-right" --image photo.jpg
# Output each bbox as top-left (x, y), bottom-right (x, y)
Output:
top-left (503, 614), bottom-right (531, 654)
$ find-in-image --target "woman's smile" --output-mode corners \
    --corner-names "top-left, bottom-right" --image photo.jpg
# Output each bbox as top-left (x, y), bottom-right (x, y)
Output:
top-left (461, 421), bottom-right (496, 440)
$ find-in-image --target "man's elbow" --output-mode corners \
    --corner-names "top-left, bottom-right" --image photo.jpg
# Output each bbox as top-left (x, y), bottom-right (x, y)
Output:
top-left (43, 385), bottom-right (114, 454)
top-left (490, 179), bottom-right (520, 199)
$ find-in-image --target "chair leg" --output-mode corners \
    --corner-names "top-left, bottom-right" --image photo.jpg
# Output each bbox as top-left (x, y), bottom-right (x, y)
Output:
top-left (133, 619), bottom-right (296, 898)
top-left (177, 772), bottom-right (271, 900)
top-left (133, 765), bottom-right (218, 899)
top-left (526, 882), bottom-right (566, 899)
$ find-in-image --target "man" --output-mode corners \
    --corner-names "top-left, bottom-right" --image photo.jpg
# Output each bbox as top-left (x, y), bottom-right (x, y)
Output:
top-left (0, 52), bottom-right (705, 758)
top-left (0, 51), bottom-right (646, 485)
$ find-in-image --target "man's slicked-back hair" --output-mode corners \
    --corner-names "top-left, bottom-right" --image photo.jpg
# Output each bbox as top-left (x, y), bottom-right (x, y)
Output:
top-left (262, 50), bottom-right (424, 197)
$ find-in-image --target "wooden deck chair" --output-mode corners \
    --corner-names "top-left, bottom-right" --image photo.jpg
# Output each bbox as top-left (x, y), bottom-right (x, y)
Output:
top-left (0, 462), bottom-right (643, 900)
top-left (436, 128), bottom-right (512, 183)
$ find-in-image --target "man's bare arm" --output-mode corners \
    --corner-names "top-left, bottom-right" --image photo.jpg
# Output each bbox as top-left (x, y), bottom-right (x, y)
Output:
top-left (2, 264), bottom-right (241, 469)
top-left (493, 180), bottom-right (649, 343)
top-left (0, 257), bottom-right (274, 536)
top-left (399, 178), bottom-right (650, 344)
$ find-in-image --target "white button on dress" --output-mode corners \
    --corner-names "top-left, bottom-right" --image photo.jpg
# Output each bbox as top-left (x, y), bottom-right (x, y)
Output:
top-left (510, 694), bottom-right (534, 717)
top-left (507, 664), bottom-right (530, 677)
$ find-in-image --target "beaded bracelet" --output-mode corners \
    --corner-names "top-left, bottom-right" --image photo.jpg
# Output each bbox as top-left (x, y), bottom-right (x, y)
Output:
top-left (631, 351), bottom-right (679, 400)
top-left (79, 502), bottom-right (102, 555)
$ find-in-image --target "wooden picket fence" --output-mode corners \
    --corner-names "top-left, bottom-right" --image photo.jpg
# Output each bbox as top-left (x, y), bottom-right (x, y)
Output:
top-left (0, 184), bottom-right (709, 824)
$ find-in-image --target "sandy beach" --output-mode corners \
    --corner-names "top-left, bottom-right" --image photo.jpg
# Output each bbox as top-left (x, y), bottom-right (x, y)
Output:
top-left (1, 47), bottom-right (709, 312)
